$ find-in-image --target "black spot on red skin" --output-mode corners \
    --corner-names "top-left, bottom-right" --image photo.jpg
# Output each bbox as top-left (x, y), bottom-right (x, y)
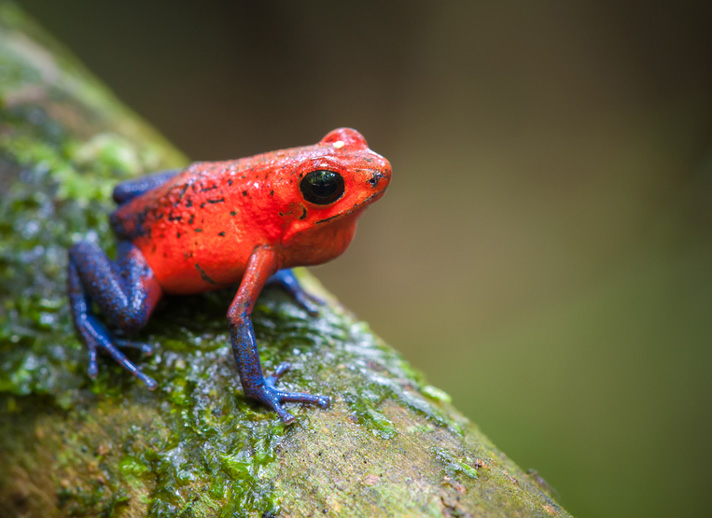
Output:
top-left (207, 197), bottom-right (225, 204)
top-left (176, 231), bottom-right (182, 239)
top-left (188, 214), bottom-right (195, 225)
top-left (299, 207), bottom-right (307, 220)
top-left (269, 190), bottom-right (274, 197)
top-left (242, 191), bottom-right (248, 197)
top-left (218, 231), bottom-right (226, 237)
top-left (195, 263), bottom-right (217, 285)
top-left (194, 228), bottom-right (203, 232)
top-left (175, 184), bottom-right (189, 206)
top-left (230, 210), bottom-right (237, 216)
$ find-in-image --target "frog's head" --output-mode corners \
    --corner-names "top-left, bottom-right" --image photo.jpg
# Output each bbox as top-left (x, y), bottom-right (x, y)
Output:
top-left (279, 128), bottom-right (391, 266)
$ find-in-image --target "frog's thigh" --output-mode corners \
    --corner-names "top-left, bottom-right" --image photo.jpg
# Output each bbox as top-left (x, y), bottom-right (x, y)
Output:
top-left (68, 240), bottom-right (162, 332)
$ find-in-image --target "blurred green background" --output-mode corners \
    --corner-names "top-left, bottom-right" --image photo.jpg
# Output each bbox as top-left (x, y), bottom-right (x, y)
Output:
top-left (15, 1), bottom-right (712, 516)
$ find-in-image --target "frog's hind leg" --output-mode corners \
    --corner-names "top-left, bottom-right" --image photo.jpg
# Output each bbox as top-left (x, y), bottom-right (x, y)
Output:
top-left (67, 240), bottom-right (162, 388)
top-left (113, 169), bottom-right (181, 204)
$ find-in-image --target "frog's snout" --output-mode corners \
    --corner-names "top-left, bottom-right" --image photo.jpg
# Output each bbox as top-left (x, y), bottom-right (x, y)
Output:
top-left (367, 156), bottom-right (392, 192)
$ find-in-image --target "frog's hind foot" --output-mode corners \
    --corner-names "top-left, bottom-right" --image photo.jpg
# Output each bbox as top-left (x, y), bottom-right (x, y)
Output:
top-left (80, 314), bottom-right (158, 390)
top-left (67, 240), bottom-right (162, 391)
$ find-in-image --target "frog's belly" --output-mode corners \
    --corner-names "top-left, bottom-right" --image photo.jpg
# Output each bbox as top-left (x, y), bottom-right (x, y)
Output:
top-left (135, 232), bottom-right (253, 294)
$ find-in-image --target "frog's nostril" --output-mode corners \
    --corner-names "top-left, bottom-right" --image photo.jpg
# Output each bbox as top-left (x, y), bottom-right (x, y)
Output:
top-left (369, 172), bottom-right (383, 187)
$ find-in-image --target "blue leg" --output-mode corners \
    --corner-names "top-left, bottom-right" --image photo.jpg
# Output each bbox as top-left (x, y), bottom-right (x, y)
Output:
top-left (112, 169), bottom-right (181, 204)
top-left (229, 250), bottom-right (329, 424)
top-left (266, 269), bottom-right (324, 316)
top-left (68, 240), bottom-right (162, 388)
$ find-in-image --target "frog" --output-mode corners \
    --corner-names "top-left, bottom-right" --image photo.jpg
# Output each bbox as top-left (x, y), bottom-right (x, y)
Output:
top-left (67, 128), bottom-right (391, 424)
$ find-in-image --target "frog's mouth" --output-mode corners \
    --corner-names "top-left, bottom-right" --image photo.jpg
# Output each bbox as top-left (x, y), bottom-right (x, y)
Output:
top-left (314, 190), bottom-right (386, 225)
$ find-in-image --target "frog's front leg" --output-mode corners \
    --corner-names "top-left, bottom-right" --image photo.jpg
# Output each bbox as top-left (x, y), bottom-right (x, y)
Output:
top-left (266, 269), bottom-right (324, 316)
top-left (67, 240), bottom-right (162, 388)
top-left (228, 247), bottom-right (330, 424)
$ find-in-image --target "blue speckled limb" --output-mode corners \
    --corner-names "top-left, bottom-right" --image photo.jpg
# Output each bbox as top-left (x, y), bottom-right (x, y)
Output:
top-left (67, 240), bottom-right (162, 388)
top-left (228, 248), bottom-right (329, 424)
top-left (266, 269), bottom-right (324, 316)
top-left (112, 169), bottom-right (180, 204)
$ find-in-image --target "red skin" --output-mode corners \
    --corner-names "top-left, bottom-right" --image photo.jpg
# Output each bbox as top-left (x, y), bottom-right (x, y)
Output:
top-left (111, 128), bottom-right (391, 294)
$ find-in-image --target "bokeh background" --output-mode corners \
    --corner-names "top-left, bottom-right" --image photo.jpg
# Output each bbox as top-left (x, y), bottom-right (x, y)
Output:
top-left (16, 1), bottom-right (712, 516)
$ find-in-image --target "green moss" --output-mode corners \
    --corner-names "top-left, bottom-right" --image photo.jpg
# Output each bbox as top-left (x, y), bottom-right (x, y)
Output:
top-left (421, 384), bottom-right (452, 403)
top-left (432, 447), bottom-right (480, 479)
top-left (348, 395), bottom-right (398, 440)
top-left (119, 455), bottom-right (150, 489)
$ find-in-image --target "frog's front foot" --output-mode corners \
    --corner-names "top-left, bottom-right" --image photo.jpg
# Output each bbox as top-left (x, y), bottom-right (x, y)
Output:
top-left (267, 269), bottom-right (324, 316)
top-left (248, 362), bottom-right (330, 425)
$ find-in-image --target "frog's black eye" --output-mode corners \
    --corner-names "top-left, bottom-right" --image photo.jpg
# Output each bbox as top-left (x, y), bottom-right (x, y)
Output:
top-left (300, 170), bottom-right (345, 205)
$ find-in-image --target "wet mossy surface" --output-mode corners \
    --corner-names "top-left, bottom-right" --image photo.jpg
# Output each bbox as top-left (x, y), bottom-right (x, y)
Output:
top-left (0, 3), bottom-right (573, 517)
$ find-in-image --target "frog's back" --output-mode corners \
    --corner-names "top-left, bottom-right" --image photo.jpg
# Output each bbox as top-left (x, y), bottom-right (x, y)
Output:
top-left (110, 160), bottom-right (280, 294)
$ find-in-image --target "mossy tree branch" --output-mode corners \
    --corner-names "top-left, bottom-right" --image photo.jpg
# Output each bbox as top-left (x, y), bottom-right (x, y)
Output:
top-left (0, 3), bottom-right (572, 517)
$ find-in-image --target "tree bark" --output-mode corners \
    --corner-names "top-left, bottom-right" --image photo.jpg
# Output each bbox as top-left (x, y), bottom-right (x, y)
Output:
top-left (0, 3), bottom-right (572, 517)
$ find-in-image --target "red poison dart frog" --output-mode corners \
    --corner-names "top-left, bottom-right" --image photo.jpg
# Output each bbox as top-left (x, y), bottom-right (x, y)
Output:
top-left (67, 128), bottom-right (391, 423)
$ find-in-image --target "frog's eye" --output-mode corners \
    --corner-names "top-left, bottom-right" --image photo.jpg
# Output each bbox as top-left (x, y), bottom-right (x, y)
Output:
top-left (300, 170), bottom-right (345, 205)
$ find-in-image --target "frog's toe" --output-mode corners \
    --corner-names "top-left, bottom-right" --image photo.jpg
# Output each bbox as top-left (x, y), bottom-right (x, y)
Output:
top-left (280, 391), bottom-right (330, 408)
top-left (79, 316), bottom-right (157, 389)
top-left (140, 374), bottom-right (158, 390)
top-left (114, 338), bottom-right (155, 355)
top-left (87, 347), bottom-right (99, 378)
top-left (273, 405), bottom-right (296, 425)
top-left (266, 361), bottom-right (292, 384)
